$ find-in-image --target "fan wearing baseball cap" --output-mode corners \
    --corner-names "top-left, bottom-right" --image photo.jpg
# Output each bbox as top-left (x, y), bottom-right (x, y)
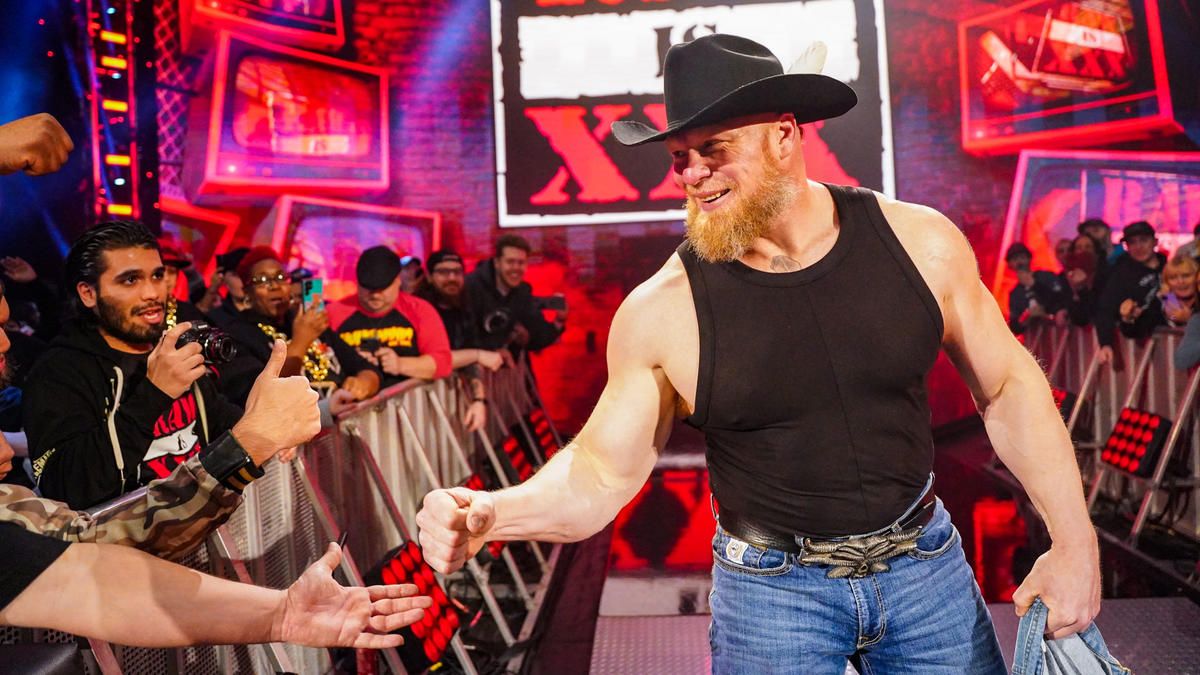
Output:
top-left (416, 34), bottom-right (1100, 673)
top-left (325, 246), bottom-right (452, 391)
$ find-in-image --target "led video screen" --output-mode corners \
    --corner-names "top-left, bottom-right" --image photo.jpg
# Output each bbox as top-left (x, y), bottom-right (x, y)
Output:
top-left (991, 150), bottom-right (1200, 310)
top-left (491, 0), bottom-right (893, 226)
top-left (959, 0), bottom-right (1188, 154)
top-left (182, 0), bottom-right (345, 51)
top-left (184, 32), bottom-right (388, 204)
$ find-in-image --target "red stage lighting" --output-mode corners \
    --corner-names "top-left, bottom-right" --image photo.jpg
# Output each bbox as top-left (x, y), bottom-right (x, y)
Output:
top-left (364, 541), bottom-right (461, 672)
top-left (1100, 406), bottom-right (1172, 478)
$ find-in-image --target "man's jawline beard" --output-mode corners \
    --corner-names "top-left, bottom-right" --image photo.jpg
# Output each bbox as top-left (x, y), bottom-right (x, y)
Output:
top-left (683, 163), bottom-right (797, 264)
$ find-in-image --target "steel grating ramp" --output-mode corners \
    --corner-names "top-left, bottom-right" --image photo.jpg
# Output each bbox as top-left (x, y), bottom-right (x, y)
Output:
top-left (591, 597), bottom-right (1200, 674)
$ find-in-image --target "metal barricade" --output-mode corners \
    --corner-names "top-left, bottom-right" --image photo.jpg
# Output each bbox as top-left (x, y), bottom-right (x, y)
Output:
top-left (7, 360), bottom-right (563, 674)
top-left (1022, 321), bottom-right (1200, 544)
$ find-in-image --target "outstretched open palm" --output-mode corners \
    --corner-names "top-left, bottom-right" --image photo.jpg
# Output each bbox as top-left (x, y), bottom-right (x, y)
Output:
top-left (275, 543), bottom-right (432, 649)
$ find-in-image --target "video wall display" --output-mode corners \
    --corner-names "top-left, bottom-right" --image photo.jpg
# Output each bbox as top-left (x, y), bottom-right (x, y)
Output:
top-left (491, 0), bottom-right (893, 227)
top-left (991, 150), bottom-right (1200, 306)
top-left (184, 31), bottom-right (388, 205)
top-left (181, 0), bottom-right (345, 51)
top-left (959, 0), bottom-right (1195, 154)
top-left (258, 195), bottom-right (442, 302)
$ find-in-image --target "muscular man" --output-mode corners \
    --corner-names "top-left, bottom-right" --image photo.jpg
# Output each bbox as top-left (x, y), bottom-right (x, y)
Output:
top-left (416, 35), bottom-right (1099, 673)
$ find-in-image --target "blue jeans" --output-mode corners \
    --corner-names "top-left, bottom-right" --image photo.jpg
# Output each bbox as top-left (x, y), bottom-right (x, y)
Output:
top-left (709, 500), bottom-right (1006, 674)
top-left (1012, 597), bottom-right (1129, 675)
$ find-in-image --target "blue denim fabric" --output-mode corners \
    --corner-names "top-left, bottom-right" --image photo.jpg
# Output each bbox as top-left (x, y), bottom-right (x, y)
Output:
top-left (1011, 598), bottom-right (1130, 675)
top-left (709, 500), bottom-right (1006, 674)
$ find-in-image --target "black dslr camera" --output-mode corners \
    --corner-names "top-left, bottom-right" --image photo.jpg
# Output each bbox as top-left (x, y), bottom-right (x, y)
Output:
top-left (176, 321), bottom-right (237, 365)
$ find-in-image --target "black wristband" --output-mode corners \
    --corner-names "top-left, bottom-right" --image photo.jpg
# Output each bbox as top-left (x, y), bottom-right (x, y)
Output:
top-left (473, 396), bottom-right (488, 403)
top-left (198, 432), bottom-right (265, 493)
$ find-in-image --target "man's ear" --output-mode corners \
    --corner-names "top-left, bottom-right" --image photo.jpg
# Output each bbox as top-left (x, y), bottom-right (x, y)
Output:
top-left (777, 114), bottom-right (802, 161)
top-left (76, 281), bottom-right (98, 309)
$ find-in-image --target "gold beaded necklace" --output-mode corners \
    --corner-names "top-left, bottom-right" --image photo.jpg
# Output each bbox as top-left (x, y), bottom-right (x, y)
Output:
top-left (256, 322), bottom-right (332, 382)
top-left (165, 299), bottom-right (178, 330)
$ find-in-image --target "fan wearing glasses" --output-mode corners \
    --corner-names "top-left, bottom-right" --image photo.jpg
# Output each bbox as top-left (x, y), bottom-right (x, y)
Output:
top-left (218, 247), bottom-right (380, 409)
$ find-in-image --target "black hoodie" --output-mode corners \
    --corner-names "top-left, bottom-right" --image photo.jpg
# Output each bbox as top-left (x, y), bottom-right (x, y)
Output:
top-left (22, 320), bottom-right (242, 509)
top-left (1093, 252), bottom-right (1167, 348)
top-left (465, 258), bottom-right (563, 354)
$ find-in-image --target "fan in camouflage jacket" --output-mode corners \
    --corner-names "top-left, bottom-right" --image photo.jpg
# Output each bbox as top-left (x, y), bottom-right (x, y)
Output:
top-left (0, 431), bottom-right (255, 561)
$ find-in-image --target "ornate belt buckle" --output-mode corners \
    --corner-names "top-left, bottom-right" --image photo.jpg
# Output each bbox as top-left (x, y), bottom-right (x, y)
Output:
top-left (800, 528), bottom-right (922, 579)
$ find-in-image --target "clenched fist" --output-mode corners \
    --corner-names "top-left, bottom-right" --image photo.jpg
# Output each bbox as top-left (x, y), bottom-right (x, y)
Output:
top-left (0, 113), bottom-right (73, 176)
top-left (414, 488), bottom-right (496, 574)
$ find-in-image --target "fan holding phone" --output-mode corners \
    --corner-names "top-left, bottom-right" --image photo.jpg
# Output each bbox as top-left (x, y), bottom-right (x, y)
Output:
top-left (216, 247), bottom-right (380, 407)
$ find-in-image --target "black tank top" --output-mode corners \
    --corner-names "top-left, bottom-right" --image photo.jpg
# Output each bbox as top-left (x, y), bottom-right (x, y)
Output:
top-left (680, 184), bottom-right (944, 537)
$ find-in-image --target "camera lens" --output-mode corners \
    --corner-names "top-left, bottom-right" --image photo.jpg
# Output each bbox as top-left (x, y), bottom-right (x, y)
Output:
top-left (204, 334), bottom-right (237, 364)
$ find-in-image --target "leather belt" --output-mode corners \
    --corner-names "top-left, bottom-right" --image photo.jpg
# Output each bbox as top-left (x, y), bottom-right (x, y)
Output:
top-left (717, 489), bottom-right (937, 557)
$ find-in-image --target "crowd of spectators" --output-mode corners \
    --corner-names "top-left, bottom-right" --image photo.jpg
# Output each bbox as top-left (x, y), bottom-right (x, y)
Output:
top-left (0, 109), bottom-right (573, 648)
top-left (0, 227), bottom-right (567, 498)
top-left (1006, 218), bottom-right (1200, 370)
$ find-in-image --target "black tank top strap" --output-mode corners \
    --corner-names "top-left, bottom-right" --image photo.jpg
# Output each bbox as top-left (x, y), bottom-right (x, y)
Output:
top-left (826, 184), bottom-right (945, 339)
top-left (677, 242), bottom-right (715, 427)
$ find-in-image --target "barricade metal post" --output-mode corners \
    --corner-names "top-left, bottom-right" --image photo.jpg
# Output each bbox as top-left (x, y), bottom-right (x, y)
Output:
top-left (292, 452), bottom-right (411, 675)
top-left (1130, 365), bottom-right (1200, 542)
top-left (395, 405), bottom-right (519, 646)
top-left (87, 639), bottom-right (122, 675)
top-left (505, 395), bottom-right (546, 467)
top-left (1066, 354), bottom-right (1101, 438)
top-left (1087, 340), bottom-right (1158, 509)
top-left (522, 358), bottom-right (566, 449)
top-left (426, 390), bottom-right (537, 609)
top-left (341, 425), bottom-right (477, 675)
top-left (1046, 325), bottom-right (1072, 382)
top-left (474, 399), bottom-right (552, 574)
top-left (209, 528), bottom-right (295, 674)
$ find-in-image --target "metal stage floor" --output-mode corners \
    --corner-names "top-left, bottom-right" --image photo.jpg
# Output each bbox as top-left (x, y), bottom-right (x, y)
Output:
top-left (590, 597), bottom-right (1200, 674)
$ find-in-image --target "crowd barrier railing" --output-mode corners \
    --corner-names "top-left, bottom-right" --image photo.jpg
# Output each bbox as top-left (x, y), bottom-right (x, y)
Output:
top-left (1020, 322), bottom-right (1200, 550)
top-left (3, 358), bottom-right (563, 675)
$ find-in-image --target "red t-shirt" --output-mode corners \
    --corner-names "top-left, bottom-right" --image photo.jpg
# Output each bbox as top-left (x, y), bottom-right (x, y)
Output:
top-left (329, 294), bottom-right (452, 382)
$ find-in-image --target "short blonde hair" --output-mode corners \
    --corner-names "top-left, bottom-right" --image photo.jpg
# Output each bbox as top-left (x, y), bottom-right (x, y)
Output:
top-left (1165, 254), bottom-right (1199, 277)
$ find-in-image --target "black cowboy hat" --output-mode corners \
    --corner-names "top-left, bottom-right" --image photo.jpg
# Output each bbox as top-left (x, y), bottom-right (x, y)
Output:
top-left (611, 34), bottom-right (857, 146)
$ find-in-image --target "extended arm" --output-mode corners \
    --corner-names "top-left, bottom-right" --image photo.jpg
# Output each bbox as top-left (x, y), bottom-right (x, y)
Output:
top-left (930, 212), bottom-right (1099, 637)
top-left (416, 286), bottom-right (676, 572)
top-left (0, 541), bottom-right (429, 649)
top-left (0, 450), bottom-right (240, 560)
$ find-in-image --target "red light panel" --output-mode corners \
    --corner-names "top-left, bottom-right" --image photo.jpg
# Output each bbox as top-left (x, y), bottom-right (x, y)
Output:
top-left (366, 541), bottom-right (460, 671)
top-left (1101, 406), bottom-right (1171, 478)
